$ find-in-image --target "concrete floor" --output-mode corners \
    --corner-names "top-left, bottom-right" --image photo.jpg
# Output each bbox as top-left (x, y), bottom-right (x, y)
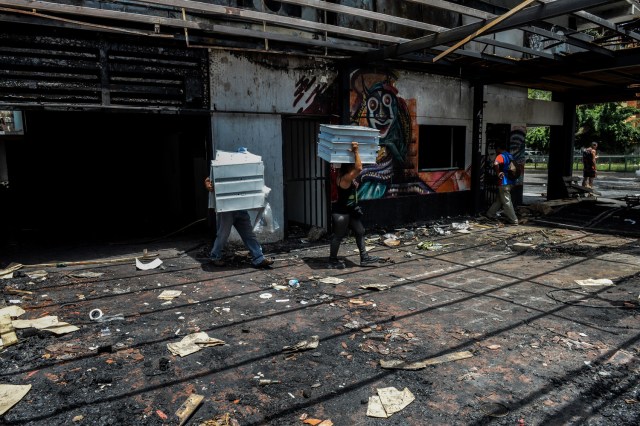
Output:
top-left (1, 214), bottom-right (639, 425)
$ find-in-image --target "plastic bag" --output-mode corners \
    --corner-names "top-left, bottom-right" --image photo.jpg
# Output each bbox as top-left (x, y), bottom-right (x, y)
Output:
top-left (253, 202), bottom-right (280, 235)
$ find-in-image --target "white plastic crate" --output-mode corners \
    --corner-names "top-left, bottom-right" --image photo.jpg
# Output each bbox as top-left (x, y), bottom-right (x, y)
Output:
top-left (318, 124), bottom-right (380, 164)
top-left (208, 150), bottom-right (266, 212)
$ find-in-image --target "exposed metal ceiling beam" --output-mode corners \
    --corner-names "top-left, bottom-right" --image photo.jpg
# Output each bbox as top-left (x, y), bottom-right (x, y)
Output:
top-left (433, 0), bottom-right (537, 62)
top-left (521, 25), bottom-right (614, 57)
top-left (276, 0), bottom-right (446, 33)
top-left (574, 10), bottom-right (640, 42)
top-left (404, 0), bottom-right (494, 20)
top-left (0, 0), bottom-right (411, 45)
top-left (127, 0), bottom-right (408, 44)
top-left (475, 35), bottom-right (556, 59)
top-left (360, 0), bottom-right (612, 62)
top-left (0, 0), bottom-right (377, 52)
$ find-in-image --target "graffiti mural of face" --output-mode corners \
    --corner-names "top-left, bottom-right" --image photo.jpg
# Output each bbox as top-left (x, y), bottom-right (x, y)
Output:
top-left (366, 88), bottom-right (396, 138)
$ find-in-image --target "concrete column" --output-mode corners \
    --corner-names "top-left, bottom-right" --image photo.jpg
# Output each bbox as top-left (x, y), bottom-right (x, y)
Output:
top-left (547, 95), bottom-right (576, 199)
top-left (471, 83), bottom-right (484, 213)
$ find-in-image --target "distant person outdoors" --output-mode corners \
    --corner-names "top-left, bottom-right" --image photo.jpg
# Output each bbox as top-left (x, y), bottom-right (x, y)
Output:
top-left (582, 142), bottom-right (598, 188)
top-left (329, 141), bottom-right (381, 268)
top-left (485, 142), bottom-right (519, 225)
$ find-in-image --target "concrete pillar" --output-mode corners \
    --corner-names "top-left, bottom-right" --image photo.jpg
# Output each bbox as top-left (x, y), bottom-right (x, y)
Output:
top-left (547, 95), bottom-right (576, 199)
top-left (471, 83), bottom-right (484, 213)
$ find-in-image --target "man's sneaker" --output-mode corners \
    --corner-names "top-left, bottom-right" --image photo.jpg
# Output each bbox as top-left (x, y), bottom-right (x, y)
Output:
top-left (255, 258), bottom-right (274, 268)
top-left (360, 254), bottom-right (380, 266)
top-left (210, 259), bottom-right (226, 267)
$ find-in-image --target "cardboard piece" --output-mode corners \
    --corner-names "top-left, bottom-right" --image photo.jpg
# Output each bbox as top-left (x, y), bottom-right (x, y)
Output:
top-left (12, 316), bottom-right (79, 335)
top-left (158, 290), bottom-right (182, 300)
top-left (282, 335), bottom-right (320, 352)
top-left (0, 263), bottom-right (22, 279)
top-left (0, 384), bottom-right (31, 415)
top-left (175, 394), bottom-right (204, 426)
top-left (0, 306), bottom-right (25, 318)
top-left (0, 315), bottom-right (18, 349)
top-left (167, 332), bottom-right (225, 357)
top-left (380, 350), bottom-right (474, 370)
top-left (366, 387), bottom-right (415, 418)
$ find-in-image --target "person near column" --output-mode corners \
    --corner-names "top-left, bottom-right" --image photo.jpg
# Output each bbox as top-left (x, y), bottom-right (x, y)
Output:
top-left (485, 143), bottom-right (519, 225)
top-left (582, 141), bottom-right (598, 188)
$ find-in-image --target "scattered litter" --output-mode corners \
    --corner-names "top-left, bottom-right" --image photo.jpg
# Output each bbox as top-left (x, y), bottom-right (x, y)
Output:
top-left (575, 278), bottom-right (614, 286)
top-left (359, 284), bottom-right (390, 291)
top-left (0, 315), bottom-right (18, 349)
top-left (318, 277), bottom-right (344, 285)
top-left (156, 409), bottom-right (168, 420)
top-left (353, 246), bottom-right (375, 253)
top-left (283, 335), bottom-right (320, 353)
top-left (511, 243), bottom-right (535, 252)
top-left (0, 306), bottom-right (25, 318)
top-left (158, 290), bottom-right (182, 300)
top-left (451, 221), bottom-right (470, 231)
top-left (8, 300), bottom-right (21, 304)
top-left (272, 284), bottom-right (289, 291)
top-left (89, 309), bottom-right (103, 321)
top-left (383, 238), bottom-right (401, 247)
top-left (25, 270), bottom-right (48, 280)
top-left (258, 379), bottom-right (280, 386)
top-left (176, 393), bottom-right (204, 426)
top-left (275, 299), bottom-right (290, 303)
top-left (199, 413), bottom-right (240, 426)
top-left (12, 316), bottom-right (79, 335)
top-left (259, 293), bottom-right (273, 299)
top-left (624, 219), bottom-right (636, 225)
top-left (70, 271), bottom-right (104, 278)
top-left (366, 387), bottom-right (415, 418)
top-left (380, 350), bottom-right (474, 370)
top-left (0, 263), bottom-right (23, 279)
top-left (0, 384), bottom-right (31, 415)
top-left (486, 344), bottom-right (502, 350)
top-left (404, 252), bottom-right (413, 258)
top-left (302, 418), bottom-right (333, 426)
top-left (72, 415), bottom-right (84, 422)
top-left (136, 258), bottom-right (163, 271)
top-left (288, 279), bottom-right (300, 288)
top-left (167, 332), bottom-right (225, 357)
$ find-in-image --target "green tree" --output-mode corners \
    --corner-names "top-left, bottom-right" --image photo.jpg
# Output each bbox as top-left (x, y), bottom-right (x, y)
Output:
top-left (576, 102), bottom-right (640, 153)
top-left (525, 126), bottom-right (549, 152)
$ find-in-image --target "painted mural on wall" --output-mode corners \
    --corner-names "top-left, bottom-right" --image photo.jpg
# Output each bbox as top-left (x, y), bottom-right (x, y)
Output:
top-left (349, 69), bottom-right (471, 199)
top-left (510, 125), bottom-right (526, 186)
top-left (350, 69), bottom-right (429, 199)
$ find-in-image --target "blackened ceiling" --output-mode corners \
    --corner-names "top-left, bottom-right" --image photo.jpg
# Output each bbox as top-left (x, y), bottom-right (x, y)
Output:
top-left (0, 0), bottom-right (639, 103)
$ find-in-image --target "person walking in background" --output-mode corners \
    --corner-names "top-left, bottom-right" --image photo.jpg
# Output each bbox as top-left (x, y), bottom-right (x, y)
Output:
top-left (485, 143), bottom-right (519, 225)
top-left (582, 142), bottom-right (598, 188)
top-left (329, 142), bottom-right (381, 268)
top-left (204, 177), bottom-right (274, 268)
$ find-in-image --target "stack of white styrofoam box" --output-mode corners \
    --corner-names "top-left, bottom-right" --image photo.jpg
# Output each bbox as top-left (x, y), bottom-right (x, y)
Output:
top-left (318, 124), bottom-right (380, 164)
top-left (208, 150), bottom-right (266, 212)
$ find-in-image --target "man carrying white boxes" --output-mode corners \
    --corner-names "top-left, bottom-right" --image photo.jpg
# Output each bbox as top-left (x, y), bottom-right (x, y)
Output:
top-left (204, 148), bottom-right (274, 268)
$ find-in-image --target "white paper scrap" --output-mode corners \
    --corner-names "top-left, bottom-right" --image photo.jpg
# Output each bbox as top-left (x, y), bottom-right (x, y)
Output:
top-left (158, 290), bottom-right (182, 300)
top-left (575, 278), bottom-right (614, 287)
top-left (0, 384), bottom-right (32, 415)
top-left (319, 277), bottom-right (344, 285)
top-left (136, 258), bottom-right (163, 271)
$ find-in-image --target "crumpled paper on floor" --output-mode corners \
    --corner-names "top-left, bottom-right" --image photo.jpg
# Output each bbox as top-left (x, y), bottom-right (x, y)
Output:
top-left (0, 263), bottom-right (23, 279)
top-left (12, 316), bottom-right (79, 335)
top-left (167, 332), bottom-right (225, 357)
top-left (283, 335), bottom-right (319, 352)
top-left (366, 387), bottom-right (415, 418)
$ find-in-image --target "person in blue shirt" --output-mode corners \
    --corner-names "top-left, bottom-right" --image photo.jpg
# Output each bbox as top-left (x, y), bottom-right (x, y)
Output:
top-left (485, 143), bottom-right (519, 225)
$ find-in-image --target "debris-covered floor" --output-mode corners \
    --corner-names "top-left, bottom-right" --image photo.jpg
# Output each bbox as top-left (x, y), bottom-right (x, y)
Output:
top-left (1, 207), bottom-right (640, 425)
